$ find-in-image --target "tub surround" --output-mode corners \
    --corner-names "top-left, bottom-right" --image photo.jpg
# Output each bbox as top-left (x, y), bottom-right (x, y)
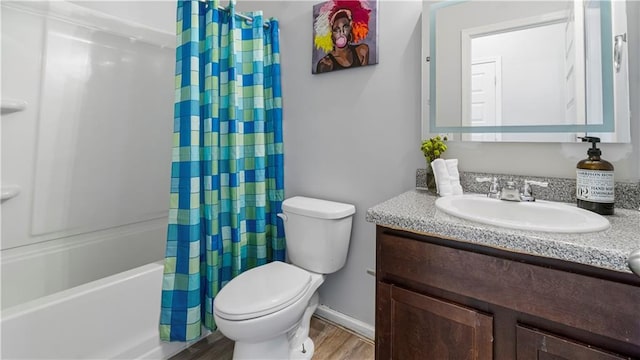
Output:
top-left (1, 1), bottom-right (173, 309)
top-left (416, 169), bottom-right (640, 210)
top-left (366, 190), bottom-right (640, 274)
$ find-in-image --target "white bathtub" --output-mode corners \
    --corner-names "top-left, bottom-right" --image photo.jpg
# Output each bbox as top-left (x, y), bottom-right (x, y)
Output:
top-left (0, 261), bottom-right (207, 359)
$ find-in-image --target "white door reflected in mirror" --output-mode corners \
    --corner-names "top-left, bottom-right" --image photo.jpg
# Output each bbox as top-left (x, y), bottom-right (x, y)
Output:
top-left (424, 0), bottom-right (631, 143)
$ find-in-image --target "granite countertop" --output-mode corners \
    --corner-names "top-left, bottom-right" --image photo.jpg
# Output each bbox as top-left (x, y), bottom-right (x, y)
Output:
top-left (366, 190), bottom-right (640, 274)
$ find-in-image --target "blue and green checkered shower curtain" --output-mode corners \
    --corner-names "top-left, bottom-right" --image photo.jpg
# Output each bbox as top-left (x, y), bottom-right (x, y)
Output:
top-left (160, 0), bottom-right (284, 342)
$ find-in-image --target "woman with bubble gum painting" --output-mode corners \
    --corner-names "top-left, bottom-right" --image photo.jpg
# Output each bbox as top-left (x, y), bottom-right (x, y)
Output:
top-left (314, 0), bottom-right (373, 74)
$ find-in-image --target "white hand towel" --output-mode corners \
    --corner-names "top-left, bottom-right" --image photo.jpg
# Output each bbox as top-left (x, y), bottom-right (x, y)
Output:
top-left (445, 159), bottom-right (463, 195)
top-left (431, 159), bottom-right (453, 196)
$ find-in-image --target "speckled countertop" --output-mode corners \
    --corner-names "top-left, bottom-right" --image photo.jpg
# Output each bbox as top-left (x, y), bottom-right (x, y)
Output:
top-left (366, 190), bottom-right (640, 274)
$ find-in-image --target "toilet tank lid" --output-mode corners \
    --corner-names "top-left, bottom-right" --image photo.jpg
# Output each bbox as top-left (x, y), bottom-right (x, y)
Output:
top-left (282, 196), bottom-right (355, 219)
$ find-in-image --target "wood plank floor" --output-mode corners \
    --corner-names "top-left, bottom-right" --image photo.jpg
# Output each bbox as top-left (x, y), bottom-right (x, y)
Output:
top-left (169, 316), bottom-right (374, 360)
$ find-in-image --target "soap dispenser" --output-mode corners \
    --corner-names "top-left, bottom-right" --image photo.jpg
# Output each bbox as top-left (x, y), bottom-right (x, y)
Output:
top-left (576, 136), bottom-right (614, 215)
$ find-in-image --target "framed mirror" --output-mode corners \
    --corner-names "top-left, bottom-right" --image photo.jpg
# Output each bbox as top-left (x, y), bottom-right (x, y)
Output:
top-left (423, 0), bottom-right (631, 142)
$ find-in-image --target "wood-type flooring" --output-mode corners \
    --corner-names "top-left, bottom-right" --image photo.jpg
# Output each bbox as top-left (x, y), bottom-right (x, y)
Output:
top-left (169, 316), bottom-right (374, 360)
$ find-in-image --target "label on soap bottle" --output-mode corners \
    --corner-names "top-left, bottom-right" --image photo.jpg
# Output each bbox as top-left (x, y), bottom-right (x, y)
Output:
top-left (576, 169), bottom-right (615, 203)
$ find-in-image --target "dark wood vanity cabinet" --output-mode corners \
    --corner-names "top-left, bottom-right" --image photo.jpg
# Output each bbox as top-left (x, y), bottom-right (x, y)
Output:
top-left (375, 226), bottom-right (640, 360)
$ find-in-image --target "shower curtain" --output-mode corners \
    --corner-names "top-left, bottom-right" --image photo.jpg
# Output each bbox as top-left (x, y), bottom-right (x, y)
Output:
top-left (160, 0), bottom-right (284, 342)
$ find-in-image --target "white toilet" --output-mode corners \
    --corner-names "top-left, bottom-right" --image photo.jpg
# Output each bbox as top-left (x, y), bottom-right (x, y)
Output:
top-left (213, 196), bottom-right (356, 360)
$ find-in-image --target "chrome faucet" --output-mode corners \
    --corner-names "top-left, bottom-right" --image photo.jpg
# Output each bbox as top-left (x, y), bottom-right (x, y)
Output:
top-left (500, 180), bottom-right (520, 201)
top-left (476, 177), bottom-right (548, 202)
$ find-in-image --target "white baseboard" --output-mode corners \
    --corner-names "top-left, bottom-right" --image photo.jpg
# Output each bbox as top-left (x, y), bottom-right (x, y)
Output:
top-left (314, 305), bottom-right (374, 341)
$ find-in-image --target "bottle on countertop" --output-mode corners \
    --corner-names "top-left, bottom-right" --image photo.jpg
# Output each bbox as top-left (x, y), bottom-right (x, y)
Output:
top-left (576, 136), bottom-right (614, 215)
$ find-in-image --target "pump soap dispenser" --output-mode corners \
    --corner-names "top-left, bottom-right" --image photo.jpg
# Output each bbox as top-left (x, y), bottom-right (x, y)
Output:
top-left (576, 136), bottom-right (614, 215)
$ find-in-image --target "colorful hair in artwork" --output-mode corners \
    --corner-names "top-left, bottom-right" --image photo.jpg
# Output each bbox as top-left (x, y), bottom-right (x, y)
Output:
top-left (314, 0), bottom-right (371, 53)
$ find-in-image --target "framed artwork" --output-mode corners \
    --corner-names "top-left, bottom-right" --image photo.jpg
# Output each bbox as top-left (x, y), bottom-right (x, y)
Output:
top-left (312, 0), bottom-right (379, 74)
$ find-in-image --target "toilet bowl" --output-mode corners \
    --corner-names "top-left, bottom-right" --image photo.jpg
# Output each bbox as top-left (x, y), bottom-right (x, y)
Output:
top-left (214, 262), bottom-right (324, 359)
top-left (212, 196), bottom-right (356, 360)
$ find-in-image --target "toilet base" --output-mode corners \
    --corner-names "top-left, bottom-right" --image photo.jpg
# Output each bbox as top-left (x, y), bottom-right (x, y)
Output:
top-left (290, 337), bottom-right (314, 360)
top-left (232, 335), bottom-right (315, 360)
top-left (232, 334), bottom-right (289, 360)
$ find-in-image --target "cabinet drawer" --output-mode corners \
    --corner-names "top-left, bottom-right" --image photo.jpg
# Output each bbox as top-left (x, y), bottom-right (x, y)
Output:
top-left (516, 325), bottom-right (629, 360)
top-left (377, 231), bottom-right (640, 347)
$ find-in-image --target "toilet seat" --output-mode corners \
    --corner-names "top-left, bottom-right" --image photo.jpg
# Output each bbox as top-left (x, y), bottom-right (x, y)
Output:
top-left (214, 261), bottom-right (312, 321)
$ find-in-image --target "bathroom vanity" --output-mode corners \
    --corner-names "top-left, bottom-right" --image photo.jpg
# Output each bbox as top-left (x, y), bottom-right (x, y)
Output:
top-left (368, 190), bottom-right (640, 359)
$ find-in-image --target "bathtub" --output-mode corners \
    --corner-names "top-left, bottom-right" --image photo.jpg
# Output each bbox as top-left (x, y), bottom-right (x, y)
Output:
top-left (0, 261), bottom-right (208, 359)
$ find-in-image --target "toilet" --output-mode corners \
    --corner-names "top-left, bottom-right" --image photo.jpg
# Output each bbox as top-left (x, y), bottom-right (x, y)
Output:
top-left (213, 196), bottom-right (356, 360)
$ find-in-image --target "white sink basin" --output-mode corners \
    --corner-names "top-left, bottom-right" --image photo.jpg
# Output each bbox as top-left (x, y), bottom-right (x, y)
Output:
top-left (435, 194), bottom-right (610, 233)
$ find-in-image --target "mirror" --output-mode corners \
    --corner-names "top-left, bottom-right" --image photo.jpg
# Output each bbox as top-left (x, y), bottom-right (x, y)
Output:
top-left (423, 0), bottom-right (631, 142)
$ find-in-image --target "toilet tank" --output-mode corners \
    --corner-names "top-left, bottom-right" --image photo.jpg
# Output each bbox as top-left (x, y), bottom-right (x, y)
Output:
top-left (280, 196), bottom-right (355, 274)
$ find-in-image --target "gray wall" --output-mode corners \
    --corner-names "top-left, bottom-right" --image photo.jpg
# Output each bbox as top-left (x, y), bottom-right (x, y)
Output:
top-left (87, 0), bottom-right (635, 329)
top-left (242, 0), bottom-right (639, 329)
top-left (61, 0), bottom-right (638, 331)
top-left (238, 1), bottom-right (425, 326)
top-left (78, 0), bottom-right (424, 329)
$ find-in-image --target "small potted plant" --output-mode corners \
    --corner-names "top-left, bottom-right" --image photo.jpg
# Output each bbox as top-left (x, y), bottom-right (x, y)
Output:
top-left (420, 135), bottom-right (448, 192)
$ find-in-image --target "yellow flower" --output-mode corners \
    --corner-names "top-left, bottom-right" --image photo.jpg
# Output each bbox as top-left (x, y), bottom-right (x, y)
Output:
top-left (420, 135), bottom-right (448, 164)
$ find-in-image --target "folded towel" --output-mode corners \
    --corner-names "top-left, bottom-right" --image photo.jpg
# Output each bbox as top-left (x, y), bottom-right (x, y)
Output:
top-left (431, 159), bottom-right (453, 196)
top-left (431, 158), bottom-right (463, 196)
top-left (445, 159), bottom-right (463, 195)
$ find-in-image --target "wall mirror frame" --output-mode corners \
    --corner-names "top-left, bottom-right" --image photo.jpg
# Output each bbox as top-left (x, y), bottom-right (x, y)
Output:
top-left (422, 0), bottom-right (631, 143)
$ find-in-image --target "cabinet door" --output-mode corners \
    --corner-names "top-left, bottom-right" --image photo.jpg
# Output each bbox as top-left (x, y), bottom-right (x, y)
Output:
top-left (516, 325), bottom-right (628, 360)
top-left (377, 282), bottom-right (493, 359)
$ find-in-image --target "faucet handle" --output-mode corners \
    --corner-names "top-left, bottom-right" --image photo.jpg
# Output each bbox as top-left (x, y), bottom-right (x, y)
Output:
top-left (522, 180), bottom-right (549, 201)
top-left (476, 177), bottom-right (500, 198)
top-left (524, 180), bottom-right (548, 188)
top-left (475, 177), bottom-right (493, 183)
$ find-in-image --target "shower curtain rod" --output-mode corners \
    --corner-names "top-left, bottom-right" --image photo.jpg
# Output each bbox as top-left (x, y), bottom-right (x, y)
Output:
top-left (198, 1), bottom-right (270, 28)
